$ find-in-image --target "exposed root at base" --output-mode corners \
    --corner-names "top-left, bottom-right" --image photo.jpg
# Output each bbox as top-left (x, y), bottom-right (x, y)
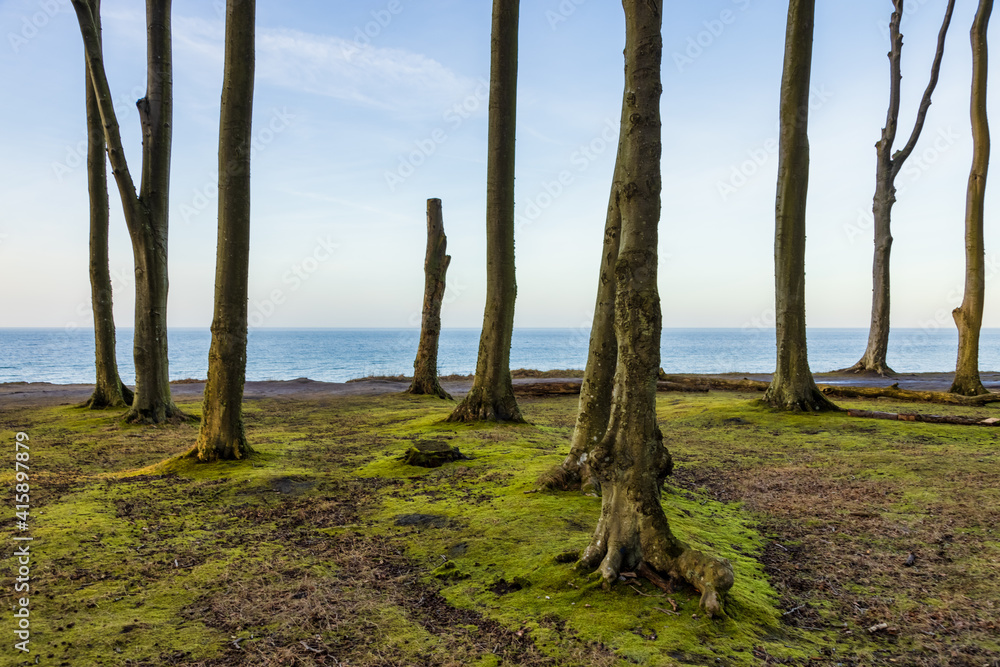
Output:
top-left (949, 377), bottom-right (990, 397)
top-left (124, 406), bottom-right (195, 425)
top-left (82, 381), bottom-right (134, 410)
top-left (406, 378), bottom-right (453, 400)
top-left (758, 390), bottom-right (841, 413)
top-left (667, 548), bottom-right (735, 618)
top-left (834, 360), bottom-right (896, 378)
top-left (577, 541), bottom-right (733, 618)
top-left (535, 463), bottom-right (580, 491)
top-left (446, 392), bottom-right (525, 423)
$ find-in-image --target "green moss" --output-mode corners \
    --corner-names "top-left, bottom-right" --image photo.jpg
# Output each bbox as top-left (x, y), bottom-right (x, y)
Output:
top-left (352, 397), bottom-right (792, 666)
top-left (5, 388), bottom-right (1000, 665)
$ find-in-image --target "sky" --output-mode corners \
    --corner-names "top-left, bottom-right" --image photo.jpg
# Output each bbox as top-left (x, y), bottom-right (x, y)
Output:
top-left (0, 0), bottom-right (998, 332)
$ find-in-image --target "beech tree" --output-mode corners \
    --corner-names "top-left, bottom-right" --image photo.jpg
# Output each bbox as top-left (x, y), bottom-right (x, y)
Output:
top-left (194, 0), bottom-right (256, 461)
top-left (408, 198), bottom-right (452, 400)
top-left (841, 0), bottom-right (955, 377)
top-left (575, 0), bottom-right (734, 618)
top-left (82, 0), bottom-right (132, 410)
top-left (951, 0), bottom-right (994, 396)
top-left (762, 0), bottom-right (838, 412)
top-left (71, 0), bottom-right (180, 423)
top-left (448, 0), bottom-right (523, 423)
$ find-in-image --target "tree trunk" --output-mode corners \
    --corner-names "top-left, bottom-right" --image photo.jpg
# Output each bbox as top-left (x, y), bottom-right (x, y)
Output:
top-left (448, 0), bottom-right (523, 423)
top-left (951, 0), bottom-right (993, 397)
top-left (536, 99), bottom-right (625, 493)
top-left (576, 0), bottom-right (734, 618)
top-left (83, 0), bottom-right (132, 410)
top-left (194, 0), bottom-right (255, 462)
top-left (851, 182), bottom-right (895, 377)
top-left (763, 0), bottom-right (838, 412)
top-left (843, 0), bottom-right (955, 377)
top-left (72, 0), bottom-right (181, 424)
top-left (408, 198), bottom-right (452, 400)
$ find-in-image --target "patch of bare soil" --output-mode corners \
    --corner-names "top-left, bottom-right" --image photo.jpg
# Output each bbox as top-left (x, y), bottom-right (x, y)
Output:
top-left (671, 465), bottom-right (1000, 666)
top-left (174, 534), bottom-right (554, 667)
top-left (122, 469), bottom-right (569, 667)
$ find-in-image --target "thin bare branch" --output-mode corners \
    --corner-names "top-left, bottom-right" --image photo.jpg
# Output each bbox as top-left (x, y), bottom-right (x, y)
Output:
top-left (891, 0), bottom-right (957, 176)
top-left (70, 0), bottom-right (141, 222)
top-left (881, 0), bottom-right (905, 156)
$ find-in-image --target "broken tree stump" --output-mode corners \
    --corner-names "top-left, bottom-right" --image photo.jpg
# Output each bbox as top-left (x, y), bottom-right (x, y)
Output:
top-left (400, 440), bottom-right (467, 467)
top-left (408, 198), bottom-right (452, 400)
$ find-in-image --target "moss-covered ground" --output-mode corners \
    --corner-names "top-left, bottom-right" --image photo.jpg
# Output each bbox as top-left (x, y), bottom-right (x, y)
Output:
top-left (1, 388), bottom-right (998, 666)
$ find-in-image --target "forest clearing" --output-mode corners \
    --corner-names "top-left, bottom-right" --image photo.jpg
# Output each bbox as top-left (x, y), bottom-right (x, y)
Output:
top-left (3, 379), bottom-right (998, 666)
top-left (5, 0), bottom-right (1000, 664)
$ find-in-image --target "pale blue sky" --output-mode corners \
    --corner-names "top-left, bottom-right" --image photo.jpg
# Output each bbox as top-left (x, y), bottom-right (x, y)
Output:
top-left (0, 0), bottom-right (996, 331)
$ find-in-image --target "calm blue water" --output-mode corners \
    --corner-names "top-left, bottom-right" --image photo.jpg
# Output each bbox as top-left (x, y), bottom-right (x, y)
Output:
top-left (1, 328), bottom-right (998, 385)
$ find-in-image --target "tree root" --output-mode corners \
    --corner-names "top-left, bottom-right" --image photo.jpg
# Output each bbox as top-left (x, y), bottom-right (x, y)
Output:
top-left (446, 387), bottom-right (525, 423)
top-left (577, 542), bottom-right (733, 618)
top-left (534, 460), bottom-right (600, 494)
top-left (666, 548), bottom-right (735, 618)
top-left (82, 381), bottom-right (134, 410)
top-left (124, 405), bottom-right (193, 425)
top-left (535, 463), bottom-right (580, 491)
top-left (406, 377), bottom-right (452, 400)
top-left (834, 359), bottom-right (896, 377)
top-left (760, 385), bottom-right (841, 412)
top-left (948, 375), bottom-right (990, 397)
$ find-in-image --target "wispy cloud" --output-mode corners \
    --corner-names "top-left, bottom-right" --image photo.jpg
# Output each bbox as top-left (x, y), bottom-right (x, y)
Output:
top-left (171, 17), bottom-right (472, 115)
top-left (257, 28), bottom-right (470, 112)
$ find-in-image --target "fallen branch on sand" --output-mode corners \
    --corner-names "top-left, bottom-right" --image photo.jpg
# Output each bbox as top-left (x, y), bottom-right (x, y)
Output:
top-left (820, 384), bottom-right (1000, 406)
top-left (847, 409), bottom-right (1000, 427)
top-left (659, 374), bottom-right (1000, 407)
top-left (512, 380), bottom-right (709, 397)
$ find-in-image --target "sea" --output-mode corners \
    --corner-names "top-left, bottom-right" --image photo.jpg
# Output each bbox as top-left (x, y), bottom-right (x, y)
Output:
top-left (1, 327), bottom-right (998, 385)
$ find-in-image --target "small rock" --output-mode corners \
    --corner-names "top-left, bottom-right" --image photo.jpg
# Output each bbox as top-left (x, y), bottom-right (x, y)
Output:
top-left (400, 440), bottom-right (468, 468)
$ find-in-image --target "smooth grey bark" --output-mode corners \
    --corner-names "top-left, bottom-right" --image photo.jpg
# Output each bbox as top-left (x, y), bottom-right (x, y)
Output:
top-left (448, 0), bottom-right (523, 423)
top-left (537, 99), bottom-right (625, 493)
top-left (72, 0), bottom-right (181, 423)
top-left (83, 0), bottom-right (132, 410)
top-left (951, 0), bottom-right (993, 396)
top-left (408, 198), bottom-right (452, 400)
top-left (842, 0), bottom-right (955, 377)
top-left (575, 0), bottom-right (734, 618)
top-left (762, 0), bottom-right (838, 412)
top-left (195, 0), bottom-right (255, 461)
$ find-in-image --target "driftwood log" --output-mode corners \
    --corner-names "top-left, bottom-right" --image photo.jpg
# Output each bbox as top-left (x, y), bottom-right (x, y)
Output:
top-left (659, 375), bottom-right (769, 392)
top-left (513, 374), bottom-right (999, 428)
top-left (847, 409), bottom-right (1000, 427)
top-left (511, 380), bottom-right (709, 397)
top-left (820, 384), bottom-right (1000, 406)
top-left (660, 374), bottom-right (1000, 406)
